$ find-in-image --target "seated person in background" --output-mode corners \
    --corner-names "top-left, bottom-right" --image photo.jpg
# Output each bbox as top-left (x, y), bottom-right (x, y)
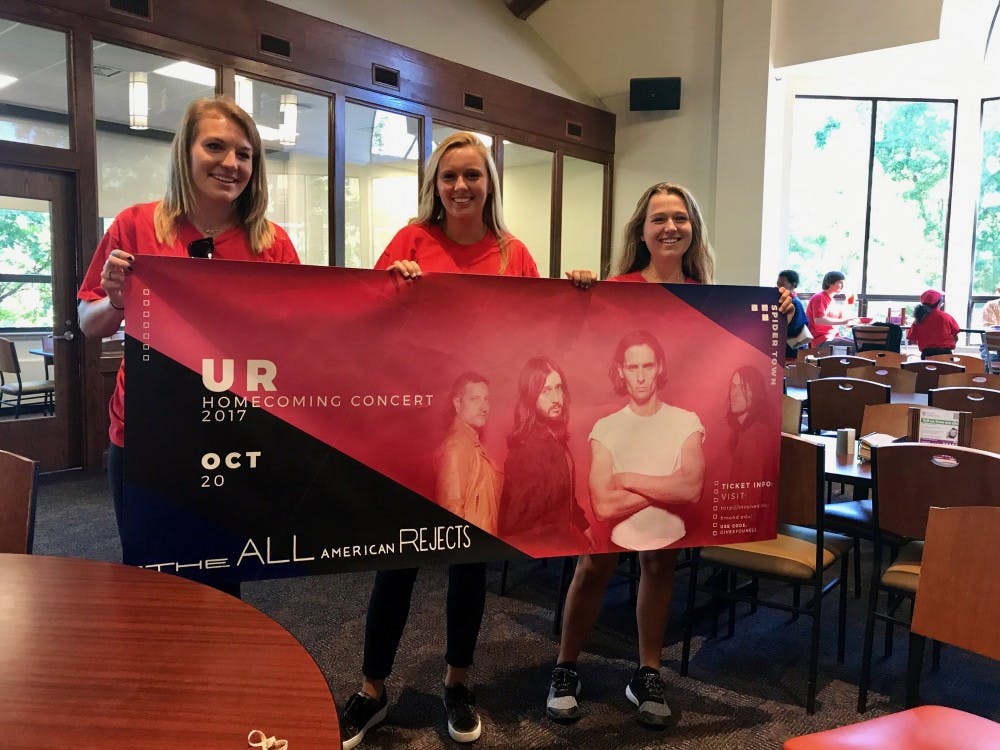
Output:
top-left (805, 270), bottom-right (856, 349)
top-left (778, 269), bottom-right (810, 358)
top-left (908, 288), bottom-right (959, 359)
top-left (981, 285), bottom-right (1000, 365)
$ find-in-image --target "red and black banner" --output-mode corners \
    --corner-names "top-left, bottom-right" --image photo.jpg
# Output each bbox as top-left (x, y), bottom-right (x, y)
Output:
top-left (125, 257), bottom-right (785, 584)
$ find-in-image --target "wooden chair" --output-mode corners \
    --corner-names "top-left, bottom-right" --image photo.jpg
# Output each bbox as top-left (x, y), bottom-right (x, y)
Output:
top-left (853, 324), bottom-right (902, 354)
top-left (971, 415), bottom-right (1000, 453)
top-left (859, 403), bottom-right (913, 438)
top-left (796, 347), bottom-right (824, 361)
top-left (857, 443), bottom-right (1000, 712)
top-left (816, 355), bottom-right (872, 378)
top-left (785, 361), bottom-right (820, 389)
top-left (680, 434), bottom-right (850, 714)
top-left (905, 506), bottom-right (1000, 707)
top-left (926, 353), bottom-right (985, 373)
top-left (782, 394), bottom-right (804, 434)
top-left (0, 449), bottom-right (38, 554)
top-left (0, 337), bottom-right (55, 419)
top-left (783, 705), bottom-right (1000, 749)
top-left (846, 365), bottom-right (918, 394)
top-left (985, 331), bottom-right (1000, 375)
top-left (937, 370), bottom-right (1000, 390)
top-left (901, 360), bottom-right (965, 393)
top-left (927, 386), bottom-right (1000, 419)
top-left (855, 349), bottom-right (907, 368)
top-left (806, 377), bottom-right (890, 434)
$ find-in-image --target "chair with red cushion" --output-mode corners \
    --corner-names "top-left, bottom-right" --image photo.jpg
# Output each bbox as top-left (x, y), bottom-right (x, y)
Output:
top-left (782, 705), bottom-right (1000, 749)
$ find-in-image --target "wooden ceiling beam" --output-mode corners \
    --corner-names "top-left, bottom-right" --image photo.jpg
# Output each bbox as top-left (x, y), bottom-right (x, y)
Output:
top-left (504, 0), bottom-right (550, 21)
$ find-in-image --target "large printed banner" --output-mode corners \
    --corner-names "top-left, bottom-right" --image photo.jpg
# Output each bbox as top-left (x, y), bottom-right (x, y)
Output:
top-left (125, 257), bottom-right (784, 584)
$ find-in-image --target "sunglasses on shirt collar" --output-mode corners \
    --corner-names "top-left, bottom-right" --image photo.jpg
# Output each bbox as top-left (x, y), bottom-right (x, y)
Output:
top-left (187, 237), bottom-right (215, 259)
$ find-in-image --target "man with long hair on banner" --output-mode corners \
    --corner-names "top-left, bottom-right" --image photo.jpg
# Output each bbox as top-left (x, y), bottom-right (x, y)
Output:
top-left (497, 356), bottom-right (590, 556)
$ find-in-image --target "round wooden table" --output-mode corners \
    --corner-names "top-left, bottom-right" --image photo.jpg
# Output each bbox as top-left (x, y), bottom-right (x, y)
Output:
top-left (0, 554), bottom-right (340, 748)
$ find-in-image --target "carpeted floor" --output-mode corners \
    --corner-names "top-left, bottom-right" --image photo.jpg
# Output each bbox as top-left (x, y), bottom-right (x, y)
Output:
top-left (32, 470), bottom-right (998, 749)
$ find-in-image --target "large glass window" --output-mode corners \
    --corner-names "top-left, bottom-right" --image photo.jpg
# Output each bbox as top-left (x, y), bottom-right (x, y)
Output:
top-left (344, 103), bottom-right (419, 269)
top-left (236, 76), bottom-right (330, 265)
top-left (973, 98), bottom-right (1000, 300)
top-left (502, 141), bottom-right (552, 276)
top-left (784, 97), bottom-right (956, 312)
top-left (93, 43), bottom-right (215, 222)
top-left (0, 19), bottom-right (70, 149)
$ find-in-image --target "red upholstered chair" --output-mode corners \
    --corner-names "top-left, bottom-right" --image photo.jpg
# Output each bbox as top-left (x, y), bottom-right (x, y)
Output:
top-left (782, 705), bottom-right (1000, 750)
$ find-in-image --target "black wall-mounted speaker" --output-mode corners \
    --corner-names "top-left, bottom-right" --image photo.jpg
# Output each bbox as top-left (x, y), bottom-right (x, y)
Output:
top-left (629, 77), bottom-right (681, 111)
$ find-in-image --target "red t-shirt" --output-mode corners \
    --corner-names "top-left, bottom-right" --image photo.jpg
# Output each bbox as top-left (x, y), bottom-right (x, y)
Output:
top-left (77, 202), bottom-right (300, 446)
top-left (374, 223), bottom-right (538, 277)
top-left (611, 271), bottom-right (697, 283)
top-left (907, 308), bottom-right (959, 352)
top-left (805, 291), bottom-right (835, 346)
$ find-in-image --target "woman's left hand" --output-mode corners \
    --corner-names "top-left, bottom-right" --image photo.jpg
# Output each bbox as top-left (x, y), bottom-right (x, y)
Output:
top-left (566, 269), bottom-right (597, 289)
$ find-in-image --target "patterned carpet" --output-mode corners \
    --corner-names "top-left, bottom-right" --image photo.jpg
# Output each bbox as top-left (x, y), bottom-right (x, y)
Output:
top-left (33, 471), bottom-right (998, 749)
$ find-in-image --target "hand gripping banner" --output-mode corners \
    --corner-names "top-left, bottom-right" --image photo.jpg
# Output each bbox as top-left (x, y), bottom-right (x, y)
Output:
top-left (124, 257), bottom-right (785, 584)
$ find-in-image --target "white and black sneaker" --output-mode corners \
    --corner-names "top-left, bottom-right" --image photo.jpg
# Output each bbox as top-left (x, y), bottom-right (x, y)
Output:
top-left (444, 683), bottom-right (482, 743)
top-left (625, 666), bottom-right (675, 728)
top-left (340, 690), bottom-right (388, 749)
top-left (546, 665), bottom-right (582, 722)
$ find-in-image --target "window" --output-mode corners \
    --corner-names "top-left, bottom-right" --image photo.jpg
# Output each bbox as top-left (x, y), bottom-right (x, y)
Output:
top-left (0, 198), bottom-right (52, 329)
top-left (973, 97), bottom-right (1000, 303)
top-left (784, 97), bottom-right (956, 321)
top-left (502, 141), bottom-right (552, 276)
top-left (0, 20), bottom-right (70, 149)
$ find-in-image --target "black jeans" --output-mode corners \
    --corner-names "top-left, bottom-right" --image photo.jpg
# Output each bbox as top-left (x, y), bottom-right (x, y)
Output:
top-left (920, 347), bottom-right (952, 358)
top-left (107, 443), bottom-right (241, 598)
top-left (362, 562), bottom-right (487, 680)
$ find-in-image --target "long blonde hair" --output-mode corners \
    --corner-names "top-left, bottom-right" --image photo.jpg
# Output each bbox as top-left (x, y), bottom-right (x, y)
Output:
top-left (413, 131), bottom-right (512, 272)
top-left (154, 96), bottom-right (274, 253)
top-left (612, 182), bottom-right (715, 283)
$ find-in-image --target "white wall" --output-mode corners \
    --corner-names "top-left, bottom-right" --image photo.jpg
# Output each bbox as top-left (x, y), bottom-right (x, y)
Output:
top-left (268, 0), bottom-right (602, 107)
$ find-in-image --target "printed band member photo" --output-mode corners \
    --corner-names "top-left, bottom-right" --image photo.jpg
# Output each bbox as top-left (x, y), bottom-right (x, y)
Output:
top-left (434, 371), bottom-right (502, 535)
top-left (339, 131), bottom-right (598, 749)
top-left (589, 330), bottom-right (705, 552)
top-left (497, 356), bottom-right (590, 557)
top-left (726, 365), bottom-right (777, 482)
top-left (76, 96), bottom-right (299, 593)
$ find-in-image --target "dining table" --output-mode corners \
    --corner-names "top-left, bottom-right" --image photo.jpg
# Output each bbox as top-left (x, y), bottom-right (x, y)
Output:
top-left (800, 433), bottom-right (873, 499)
top-left (0, 553), bottom-right (340, 749)
top-left (28, 346), bottom-right (53, 379)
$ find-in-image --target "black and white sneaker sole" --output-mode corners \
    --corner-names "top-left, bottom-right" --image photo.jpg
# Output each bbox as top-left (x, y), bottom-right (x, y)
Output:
top-left (447, 715), bottom-right (482, 743)
top-left (341, 703), bottom-right (388, 750)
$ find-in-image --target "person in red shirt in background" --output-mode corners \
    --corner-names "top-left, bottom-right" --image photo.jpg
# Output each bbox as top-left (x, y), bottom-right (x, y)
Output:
top-left (907, 288), bottom-right (959, 358)
top-left (805, 270), bottom-right (858, 348)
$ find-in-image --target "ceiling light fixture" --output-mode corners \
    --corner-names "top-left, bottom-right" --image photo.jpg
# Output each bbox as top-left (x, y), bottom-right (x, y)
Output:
top-left (235, 75), bottom-right (254, 116)
top-left (151, 61), bottom-right (216, 87)
top-left (0, 73), bottom-right (18, 90)
top-left (128, 72), bottom-right (149, 130)
top-left (279, 94), bottom-right (298, 146)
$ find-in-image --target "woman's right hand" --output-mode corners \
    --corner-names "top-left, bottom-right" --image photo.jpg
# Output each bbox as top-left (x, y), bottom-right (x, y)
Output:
top-left (101, 249), bottom-right (134, 308)
top-left (387, 259), bottom-right (422, 279)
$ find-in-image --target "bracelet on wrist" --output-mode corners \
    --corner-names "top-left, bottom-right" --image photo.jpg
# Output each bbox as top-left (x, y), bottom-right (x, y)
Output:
top-left (109, 299), bottom-right (125, 311)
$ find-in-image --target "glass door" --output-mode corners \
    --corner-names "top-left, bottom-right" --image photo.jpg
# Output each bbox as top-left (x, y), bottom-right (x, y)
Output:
top-left (0, 166), bottom-right (82, 470)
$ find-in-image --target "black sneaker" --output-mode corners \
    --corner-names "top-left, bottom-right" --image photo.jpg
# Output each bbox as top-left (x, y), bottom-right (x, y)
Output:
top-left (546, 665), bottom-right (582, 722)
top-left (340, 690), bottom-right (388, 750)
top-left (443, 683), bottom-right (482, 743)
top-left (625, 666), bottom-right (674, 728)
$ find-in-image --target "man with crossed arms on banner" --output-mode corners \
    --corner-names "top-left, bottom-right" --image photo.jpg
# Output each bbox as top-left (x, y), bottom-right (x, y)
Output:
top-left (588, 329), bottom-right (705, 553)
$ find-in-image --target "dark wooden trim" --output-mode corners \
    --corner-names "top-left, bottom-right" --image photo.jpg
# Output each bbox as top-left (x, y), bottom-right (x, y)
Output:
top-left (332, 95), bottom-right (346, 267)
top-left (549, 151), bottom-right (563, 278)
top-left (34, 0), bottom-right (614, 153)
top-left (505, 0), bottom-right (550, 21)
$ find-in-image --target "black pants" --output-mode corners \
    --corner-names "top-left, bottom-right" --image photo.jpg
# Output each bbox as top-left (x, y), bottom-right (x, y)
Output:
top-left (362, 562), bottom-right (486, 680)
top-left (108, 443), bottom-right (241, 598)
top-left (920, 347), bottom-right (952, 358)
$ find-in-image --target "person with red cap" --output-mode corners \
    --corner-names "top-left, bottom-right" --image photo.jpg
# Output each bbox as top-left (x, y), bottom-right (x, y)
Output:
top-left (907, 289), bottom-right (959, 358)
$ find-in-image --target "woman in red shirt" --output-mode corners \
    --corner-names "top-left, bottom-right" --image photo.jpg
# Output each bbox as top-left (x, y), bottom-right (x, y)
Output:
top-left (908, 288), bottom-right (959, 358)
top-left (77, 96), bottom-right (299, 572)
